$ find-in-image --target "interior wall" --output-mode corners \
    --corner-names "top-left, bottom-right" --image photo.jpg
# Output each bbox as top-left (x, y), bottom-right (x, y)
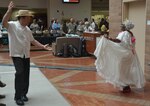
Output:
top-left (1, 0), bottom-right (92, 29)
top-left (49, 0), bottom-right (91, 22)
top-left (109, 0), bottom-right (122, 37)
top-left (145, 0), bottom-right (150, 80)
top-left (0, 0), bottom-right (47, 8)
top-left (127, 1), bottom-right (146, 70)
top-left (110, 0), bottom-right (149, 75)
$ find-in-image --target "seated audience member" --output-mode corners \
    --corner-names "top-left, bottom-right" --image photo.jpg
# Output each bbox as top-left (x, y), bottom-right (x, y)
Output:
top-left (37, 18), bottom-right (44, 31)
top-left (90, 18), bottom-right (96, 31)
top-left (99, 18), bottom-right (109, 34)
top-left (83, 17), bottom-right (90, 32)
top-left (52, 19), bottom-right (61, 30)
top-left (51, 19), bottom-right (61, 36)
top-left (30, 19), bottom-right (40, 33)
top-left (61, 20), bottom-right (68, 36)
top-left (76, 20), bottom-right (84, 36)
top-left (67, 18), bottom-right (76, 34)
top-left (49, 18), bottom-right (55, 31)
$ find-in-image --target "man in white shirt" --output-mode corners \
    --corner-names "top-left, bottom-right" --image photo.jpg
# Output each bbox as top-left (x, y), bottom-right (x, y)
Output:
top-left (2, 1), bottom-right (51, 105)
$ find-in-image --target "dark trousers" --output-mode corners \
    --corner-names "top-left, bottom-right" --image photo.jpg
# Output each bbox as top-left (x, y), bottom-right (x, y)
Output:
top-left (12, 57), bottom-right (30, 99)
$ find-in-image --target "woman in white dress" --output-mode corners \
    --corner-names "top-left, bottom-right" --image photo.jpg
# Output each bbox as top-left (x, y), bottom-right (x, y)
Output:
top-left (94, 20), bottom-right (145, 93)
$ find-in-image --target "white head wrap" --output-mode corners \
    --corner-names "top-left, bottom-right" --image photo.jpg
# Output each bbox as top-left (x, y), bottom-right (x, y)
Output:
top-left (123, 20), bottom-right (134, 30)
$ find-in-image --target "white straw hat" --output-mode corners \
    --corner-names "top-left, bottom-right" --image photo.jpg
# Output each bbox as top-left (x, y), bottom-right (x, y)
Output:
top-left (16, 10), bottom-right (33, 17)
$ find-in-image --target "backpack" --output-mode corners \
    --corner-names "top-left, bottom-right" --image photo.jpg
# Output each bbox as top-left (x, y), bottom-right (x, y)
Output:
top-left (57, 44), bottom-right (80, 57)
top-left (68, 44), bottom-right (80, 57)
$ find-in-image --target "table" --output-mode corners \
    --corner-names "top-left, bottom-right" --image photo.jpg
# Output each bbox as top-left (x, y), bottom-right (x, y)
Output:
top-left (0, 35), bottom-right (57, 45)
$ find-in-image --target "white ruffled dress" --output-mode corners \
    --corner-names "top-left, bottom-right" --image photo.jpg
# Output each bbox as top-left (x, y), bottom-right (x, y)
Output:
top-left (94, 31), bottom-right (145, 89)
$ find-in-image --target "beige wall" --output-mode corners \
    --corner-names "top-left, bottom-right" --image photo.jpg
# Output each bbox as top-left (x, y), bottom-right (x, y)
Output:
top-left (128, 1), bottom-right (146, 70)
top-left (0, 0), bottom-right (47, 8)
top-left (109, 0), bottom-right (122, 38)
top-left (48, 0), bottom-right (91, 22)
top-left (110, 0), bottom-right (150, 80)
top-left (145, 0), bottom-right (150, 80)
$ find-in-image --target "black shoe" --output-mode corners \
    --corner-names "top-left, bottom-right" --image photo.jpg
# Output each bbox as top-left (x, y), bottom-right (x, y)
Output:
top-left (0, 103), bottom-right (6, 106)
top-left (15, 99), bottom-right (24, 106)
top-left (0, 95), bottom-right (5, 99)
top-left (21, 95), bottom-right (28, 102)
top-left (122, 86), bottom-right (131, 93)
top-left (0, 81), bottom-right (6, 88)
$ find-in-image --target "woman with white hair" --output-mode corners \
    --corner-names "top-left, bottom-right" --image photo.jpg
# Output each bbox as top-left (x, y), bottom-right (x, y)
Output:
top-left (94, 20), bottom-right (145, 93)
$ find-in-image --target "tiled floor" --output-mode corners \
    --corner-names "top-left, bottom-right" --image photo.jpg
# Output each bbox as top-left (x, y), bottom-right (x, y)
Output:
top-left (0, 64), bottom-right (70, 106)
top-left (0, 50), bottom-right (150, 106)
